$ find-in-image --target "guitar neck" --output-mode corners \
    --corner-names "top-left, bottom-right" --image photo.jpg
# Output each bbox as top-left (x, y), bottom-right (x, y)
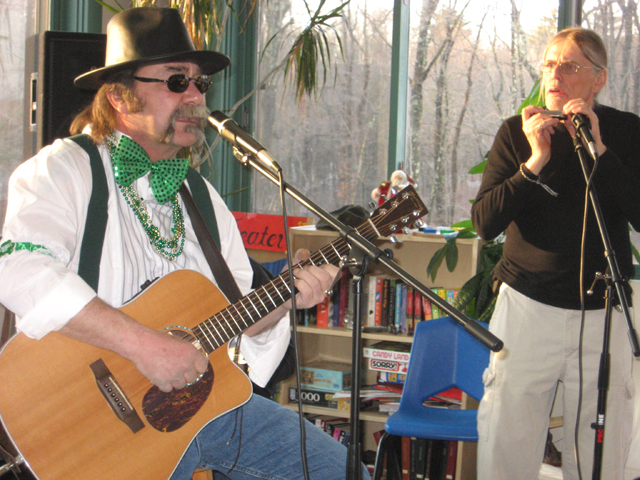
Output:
top-left (192, 185), bottom-right (427, 354)
top-left (192, 225), bottom-right (369, 354)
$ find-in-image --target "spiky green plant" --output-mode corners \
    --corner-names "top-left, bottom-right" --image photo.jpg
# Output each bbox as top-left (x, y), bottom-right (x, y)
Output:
top-left (280, 0), bottom-right (347, 101)
top-left (95, 0), bottom-right (347, 103)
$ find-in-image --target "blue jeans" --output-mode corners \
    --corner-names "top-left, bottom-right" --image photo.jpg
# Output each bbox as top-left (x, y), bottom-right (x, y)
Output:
top-left (170, 394), bottom-right (371, 480)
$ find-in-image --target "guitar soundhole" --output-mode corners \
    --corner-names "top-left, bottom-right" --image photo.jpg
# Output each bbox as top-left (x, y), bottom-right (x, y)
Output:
top-left (142, 327), bottom-right (214, 432)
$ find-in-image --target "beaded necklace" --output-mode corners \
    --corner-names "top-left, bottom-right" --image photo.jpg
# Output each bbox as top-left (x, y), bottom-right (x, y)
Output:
top-left (107, 135), bottom-right (186, 260)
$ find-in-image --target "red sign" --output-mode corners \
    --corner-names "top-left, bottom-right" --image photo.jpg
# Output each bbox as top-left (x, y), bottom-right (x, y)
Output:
top-left (232, 212), bottom-right (310, 252)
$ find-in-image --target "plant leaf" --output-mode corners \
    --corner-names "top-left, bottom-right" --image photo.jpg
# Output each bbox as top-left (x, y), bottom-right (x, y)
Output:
top-left (452, 272), bottom-right (483, 311)
top-left (451, 219), bottom-right (474, 230)
top-left (468, 160), bottom-right (487, 175)
top-left (426, 246), bottom-right (447, 282)
top-left (444, 239), bottom-right (459, 272)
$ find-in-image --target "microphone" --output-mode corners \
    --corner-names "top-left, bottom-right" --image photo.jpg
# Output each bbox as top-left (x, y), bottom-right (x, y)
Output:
top-left (571, 113), bottom-right (598, 159)
top-left (208, 111), bottom-right (282, 172)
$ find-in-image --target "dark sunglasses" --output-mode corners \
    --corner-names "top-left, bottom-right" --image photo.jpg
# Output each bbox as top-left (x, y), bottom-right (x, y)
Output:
top-left (134, 74), bottom-right (212, 94)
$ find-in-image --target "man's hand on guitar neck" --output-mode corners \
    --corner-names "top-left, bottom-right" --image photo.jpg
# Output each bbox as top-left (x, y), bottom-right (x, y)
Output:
top-left (60, 297), bottom-right (208, 393)
top-left (244, 249), bottom-right (339, 337)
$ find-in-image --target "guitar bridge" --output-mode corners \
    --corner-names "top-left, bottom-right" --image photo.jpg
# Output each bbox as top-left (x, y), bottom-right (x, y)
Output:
top-left (90, 359), bottom-right (145, 434)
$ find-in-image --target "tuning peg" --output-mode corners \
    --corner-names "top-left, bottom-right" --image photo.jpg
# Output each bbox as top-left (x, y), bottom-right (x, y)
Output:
top-left (389, 235), bottom-right (403, 244)
top-left (413, 219), bottom-right (425, 229)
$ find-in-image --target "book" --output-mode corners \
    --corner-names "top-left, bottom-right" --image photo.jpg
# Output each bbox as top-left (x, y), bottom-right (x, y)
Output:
top-left (401, 436), bottom-right (411, 480)
top-left (306, 414), bottom-right (347, 431)
top-left (422, 295), bottom-right (433, 321)
top-left (372, 382), bottom-right (403, 394)
top-left (363, 340), bottom-right (411, 363)
top-left (444, 440), bottom-right (458, 480)
top-left (381, 277), bottom-right (390, 327)
top-left (426, 440), bottom-right (447, 480)
top-left (446, 289), bottom-right (457, 305)
top-left (409, 437), bottom-right (418, 480)
top-left (316, 296), bottom-right (330, 328)
top-left (414, 437), bottom-right (429, 480)
top-left (430, 288), bottom-right (442, 319)
top-left (374, 275), bottom-right (388, 326)
top-left (422, 439), bottom-right (434, 480)
top-left (387, 278), bottom-right (397, 327)
top-left (406, 287), bottom-right (414, 334)
top-left (394, 281), bottom-right (405, 332)
top-left (366, 274), bottom-right (379, 326)
top-left (337, 272), bottom-right (352, 327)
top-left (323, 418), bottom-right (349, 437)
top-left (330, 286), bottom-right (340, 327)
top-left (377, 400), bottom-right (399, 414)
top-left (412, 289), bottom-right (422, 332)
top-left (378, 371), bottom-right (407, 384)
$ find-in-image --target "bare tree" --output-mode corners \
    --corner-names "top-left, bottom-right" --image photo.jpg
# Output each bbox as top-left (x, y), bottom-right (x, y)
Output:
top-left (408, 0), bottom-right (440, 184)
top-left (448, 13), bottom-right (486, 222)
top-left (430, 5), bottom-right (467, 223)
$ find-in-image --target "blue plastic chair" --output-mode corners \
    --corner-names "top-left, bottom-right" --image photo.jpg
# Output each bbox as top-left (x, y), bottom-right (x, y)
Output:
top-left (372, 316), bottom-right (490, 480)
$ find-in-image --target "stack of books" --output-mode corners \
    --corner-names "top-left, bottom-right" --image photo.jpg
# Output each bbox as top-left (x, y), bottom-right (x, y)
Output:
top-left (372, 432), bottom-right (460, 480)
top-left (296, 272), bottom-right (459, 333)
top-left (305, 414), bottom-right (352, 446)
top-left (365, 274), bottom-right (459, 334)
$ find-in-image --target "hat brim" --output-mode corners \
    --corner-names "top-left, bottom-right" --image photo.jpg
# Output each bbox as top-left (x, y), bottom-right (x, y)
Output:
top-left (74, 50), bottom-right (230, 91)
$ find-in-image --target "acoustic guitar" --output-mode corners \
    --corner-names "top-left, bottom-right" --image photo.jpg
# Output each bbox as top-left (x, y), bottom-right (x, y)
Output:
top-left (0, 186), bottom-right (427, 480)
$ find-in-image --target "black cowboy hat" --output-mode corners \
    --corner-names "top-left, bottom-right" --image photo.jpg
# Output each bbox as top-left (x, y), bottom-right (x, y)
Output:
top-left (74, 7), bottom-right (230, 90)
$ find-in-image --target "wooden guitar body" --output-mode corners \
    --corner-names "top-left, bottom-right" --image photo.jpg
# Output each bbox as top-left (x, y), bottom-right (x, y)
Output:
top-left (0, 270), bottom-right (251, 480)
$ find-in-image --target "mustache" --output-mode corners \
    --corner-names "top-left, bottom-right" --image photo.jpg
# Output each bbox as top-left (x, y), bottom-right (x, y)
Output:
top-left (160, 104), bottom-right (210, 145)
top-left (172, 104), bottom-right (210, 128)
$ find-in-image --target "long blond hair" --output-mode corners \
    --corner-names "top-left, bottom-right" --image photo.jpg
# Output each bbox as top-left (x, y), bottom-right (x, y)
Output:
top-left (69, 70), bottom-right (141, 144)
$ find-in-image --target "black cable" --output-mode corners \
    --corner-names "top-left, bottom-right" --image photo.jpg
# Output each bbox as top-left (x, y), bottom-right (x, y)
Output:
top-left (574, 140), bottom-right (599, 480)
top-left (277, 168), bottom-right (311, 480)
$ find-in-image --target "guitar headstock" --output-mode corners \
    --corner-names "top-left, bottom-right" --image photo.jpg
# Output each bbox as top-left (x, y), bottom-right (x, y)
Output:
top-left (369, 185), bottom-right (428, 238)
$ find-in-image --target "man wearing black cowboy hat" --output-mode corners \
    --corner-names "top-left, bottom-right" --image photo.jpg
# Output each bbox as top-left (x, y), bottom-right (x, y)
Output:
top-left (0, 7), bottom-right (362, 480)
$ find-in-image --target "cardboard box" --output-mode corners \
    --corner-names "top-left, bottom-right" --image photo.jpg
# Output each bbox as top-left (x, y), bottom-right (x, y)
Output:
top-left (289, 387), bottom-right (339, 409)
top-left (300, 361), bottom-right (352, 392)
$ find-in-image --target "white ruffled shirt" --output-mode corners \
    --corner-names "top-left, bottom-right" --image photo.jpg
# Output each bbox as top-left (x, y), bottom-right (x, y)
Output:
top-left (0, 132), bottom-right (290, 387)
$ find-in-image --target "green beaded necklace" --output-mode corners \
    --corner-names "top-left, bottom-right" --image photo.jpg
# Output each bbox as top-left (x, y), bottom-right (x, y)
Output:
top-left (108, 135), bottom-right (186, 261)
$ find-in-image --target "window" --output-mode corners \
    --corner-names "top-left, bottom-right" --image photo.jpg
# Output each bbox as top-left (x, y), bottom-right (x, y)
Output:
top-left (253, 0), bottom-right (559, 228)
top-left (0, 0), bottom-right (35, 227)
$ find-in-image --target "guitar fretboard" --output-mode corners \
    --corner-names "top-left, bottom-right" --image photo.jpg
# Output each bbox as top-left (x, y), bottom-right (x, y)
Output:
top-left (191, 187), bottom-right (424, 354)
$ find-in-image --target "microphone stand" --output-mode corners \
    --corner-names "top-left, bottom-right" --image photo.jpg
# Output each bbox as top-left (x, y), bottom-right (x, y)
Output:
top-left (226, 146), bottom-right (503, 480)
top-left (570, 117), bottom-right (640, 480)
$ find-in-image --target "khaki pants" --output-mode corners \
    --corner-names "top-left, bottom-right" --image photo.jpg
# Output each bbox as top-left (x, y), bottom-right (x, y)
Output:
top-left (477, 284), bottom-right (635, 480)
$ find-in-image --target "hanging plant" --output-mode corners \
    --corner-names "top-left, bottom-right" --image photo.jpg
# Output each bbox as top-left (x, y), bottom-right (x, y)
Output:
top-left (95, 0), bottom-right (348, 103)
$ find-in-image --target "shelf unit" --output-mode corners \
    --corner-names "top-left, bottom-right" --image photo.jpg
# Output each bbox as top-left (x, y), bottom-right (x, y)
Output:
top-left (281, 226), bottom-right (482, 480)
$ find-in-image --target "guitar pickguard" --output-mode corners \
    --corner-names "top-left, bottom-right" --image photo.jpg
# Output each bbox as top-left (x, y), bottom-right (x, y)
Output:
top-left (142, 362), bottom-right (214, 432)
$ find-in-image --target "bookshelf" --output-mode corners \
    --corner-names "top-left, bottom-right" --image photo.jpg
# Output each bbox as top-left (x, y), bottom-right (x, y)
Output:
top-left (280, 226), bottom-right (482, 480)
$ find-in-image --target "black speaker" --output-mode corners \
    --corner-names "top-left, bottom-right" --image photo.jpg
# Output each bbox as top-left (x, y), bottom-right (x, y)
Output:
top-left (23, 31), bottom-right (106, 158)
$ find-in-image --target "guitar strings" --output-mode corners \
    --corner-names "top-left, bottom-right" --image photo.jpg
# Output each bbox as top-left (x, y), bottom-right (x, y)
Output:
top-left (193, 192), bottom-right (419, 353)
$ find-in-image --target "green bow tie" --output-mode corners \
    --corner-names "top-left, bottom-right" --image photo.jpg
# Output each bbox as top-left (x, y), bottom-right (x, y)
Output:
top-left (111, 135), bottom-right (189, 204)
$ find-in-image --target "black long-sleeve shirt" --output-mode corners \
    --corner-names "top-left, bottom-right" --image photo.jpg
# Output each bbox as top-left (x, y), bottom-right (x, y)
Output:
top-left (472, 104), bottom-right (640, 309)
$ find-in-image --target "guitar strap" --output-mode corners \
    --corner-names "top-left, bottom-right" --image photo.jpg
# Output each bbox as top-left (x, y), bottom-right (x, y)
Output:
top-left (69, 134), bottom-right (241, 303)
top-left (179, 182), bottom-right (242, 303)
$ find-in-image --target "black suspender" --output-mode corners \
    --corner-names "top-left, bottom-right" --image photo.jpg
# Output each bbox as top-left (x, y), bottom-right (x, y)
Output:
top-left (68, 134), bottom-right (223, 291)
top-left (69, 134), bottom-right (108, 291)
